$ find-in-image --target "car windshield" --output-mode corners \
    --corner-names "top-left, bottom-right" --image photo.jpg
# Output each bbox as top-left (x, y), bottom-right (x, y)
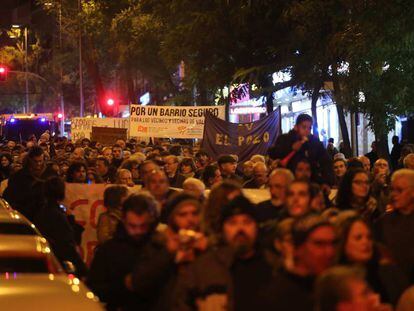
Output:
top-left (0, 223), bottom-right (37, 235)
top-left (0, 258), bottom-right (49, 273)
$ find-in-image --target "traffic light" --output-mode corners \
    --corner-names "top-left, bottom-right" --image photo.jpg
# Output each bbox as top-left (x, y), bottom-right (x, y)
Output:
top-left (106, 98), bottom-right (114, 106)
top-left (0, 65), bottom-right (8, 82)
top-left (101, 96), bottom-right (119, 116)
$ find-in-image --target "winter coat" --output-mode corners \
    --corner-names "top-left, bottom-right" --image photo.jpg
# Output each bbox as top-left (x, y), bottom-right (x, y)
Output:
top-left (33, 201), bottom-right (87, 277)
top-left (173, 245), bottom-right (274, 311)
top-left (87, 226), bottom-right (158, 311)
top-left (3, 167), bottom-right (43, 220)
top-left (129, 233), bottom-right (180, 311)
top-left (375, 210), bottom-right (414, 282)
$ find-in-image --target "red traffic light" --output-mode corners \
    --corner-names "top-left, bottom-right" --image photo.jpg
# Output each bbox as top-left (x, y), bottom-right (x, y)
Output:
top-left (107, 98), bottom-right (115, 106)
top-left (57, 113), bottom-right (63, 119)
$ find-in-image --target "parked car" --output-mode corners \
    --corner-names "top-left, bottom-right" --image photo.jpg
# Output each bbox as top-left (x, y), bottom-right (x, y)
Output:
top-left (0, 235), bottom-right (103, 309)
top-left (0, 274), bottom-right (103, 310)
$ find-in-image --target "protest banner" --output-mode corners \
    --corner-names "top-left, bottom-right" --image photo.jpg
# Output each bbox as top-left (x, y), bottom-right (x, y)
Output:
top-left (129, 105), bottom-right (225, 139)
top-left (71, 117), bottom-right (129, 141)
top-left (201, 110), bottom-right (280, 163)
top-left (63, 183), bottom-right (268, 265)
top-left (92, 127), bottom-right (128, 145)
top-left (63, 183), bottom-right (142, 265)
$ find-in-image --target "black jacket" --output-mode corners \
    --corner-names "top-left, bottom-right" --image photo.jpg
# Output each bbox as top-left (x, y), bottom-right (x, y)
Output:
top-left (168, 173), bottom-right (187, 188)
top-left (268, 130), bottom-right (334, 185)
top-left (174, 245), bottom-right (274, 311)
top-left (259, 267), bottom-right (315, 311)
top-left (130, 234), bottom-right (178, 311)
top-left (374, 211), bottom-right (414, 282)
top-left (87, 226), bottom-right (157, 311)
top-left (33, 201), bottom-right (87, 277)
top-left (3, 167), bottom-right (44, 220)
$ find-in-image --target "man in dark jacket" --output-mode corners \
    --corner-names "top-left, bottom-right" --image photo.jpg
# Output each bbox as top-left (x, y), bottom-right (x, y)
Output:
top-left (126, 193), bottom-right (208, 311)
top-left (256, 168), bottom-right (294, 225)
top-left (242, 162), bottom-right (268, 189)
top-left (87, 194), bottom-right (159, 311)
top-left (375, 169), bottom-right (414, 282)
top-left (217, 155), bottom-right (243, 184)
top-left (3, 146), bottom-right (46, 220)
top-left (164, 155), bottom-right (186, 188)
top-left (260, 214), bottom-right (337, 311)
top-left (268, 114), bottom-right (334, 186)
top-left (174, 195), bottom-right (274, 311)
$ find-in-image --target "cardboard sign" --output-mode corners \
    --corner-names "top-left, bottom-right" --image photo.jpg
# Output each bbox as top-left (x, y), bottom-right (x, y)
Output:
top-left (91, 127), bottom-right (127, 145)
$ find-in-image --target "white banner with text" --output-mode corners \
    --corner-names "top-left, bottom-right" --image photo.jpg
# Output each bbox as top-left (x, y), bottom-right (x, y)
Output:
top-left (71, 117), bottom-right (129, 141)
top-left (129, 105), bottom-right (226, 139)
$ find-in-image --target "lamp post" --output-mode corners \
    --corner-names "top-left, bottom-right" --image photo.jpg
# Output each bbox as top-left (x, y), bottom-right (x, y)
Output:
top-left (78, 0), bottom-right (84, 117)
top-left (24, 27), bottom-right (29, 113)
top-left (58, 1), bottom-right (65, 135)
top-left (44, 1), bottom-right (65, 135)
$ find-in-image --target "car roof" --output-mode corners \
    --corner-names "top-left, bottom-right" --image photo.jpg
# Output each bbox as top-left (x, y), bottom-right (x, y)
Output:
top-left (0, 235), bottom-right (50, 256)
top-left (0, 274), bottom-right (104, 310)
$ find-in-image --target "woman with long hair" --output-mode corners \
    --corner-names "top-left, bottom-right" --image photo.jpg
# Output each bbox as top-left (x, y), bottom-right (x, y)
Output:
top-left (335, 168), bottom-right (380, 222)
top-left (335, 212), bottom-right (408, 305)
top-left (202, 180), bottom-right (242, 244)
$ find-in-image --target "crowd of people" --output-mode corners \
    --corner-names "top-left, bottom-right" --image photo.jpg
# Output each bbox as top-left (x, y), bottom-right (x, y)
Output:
top-left (1, 113), bottom-right (414, 311)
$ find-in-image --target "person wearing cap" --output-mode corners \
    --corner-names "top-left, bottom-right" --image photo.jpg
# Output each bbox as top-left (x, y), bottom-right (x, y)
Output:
top-left (127, 192), bottom-right (207, 310)
top-left (268, 113), bottom-right (334, 186)
top-left (261, 214), bottom-right (337, 311)
top-left (175, 195), bottom-right (274, 311)
top-left (217, 154), bottom-right (243, 184)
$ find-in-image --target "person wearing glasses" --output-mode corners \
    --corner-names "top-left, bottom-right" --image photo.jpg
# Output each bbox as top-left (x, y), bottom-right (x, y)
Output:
top-left (335, 168), bottom-right (380, 223)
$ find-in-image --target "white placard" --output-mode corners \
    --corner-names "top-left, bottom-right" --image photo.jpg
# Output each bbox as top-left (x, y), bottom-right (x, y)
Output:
top-left (71, 117), bottom-right (129, 141)
top-left (129, 105), bottom-right (226, 139)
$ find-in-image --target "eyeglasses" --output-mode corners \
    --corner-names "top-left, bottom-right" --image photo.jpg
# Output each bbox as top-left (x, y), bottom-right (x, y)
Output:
top-left (352, 180), bottom-right (370, 186)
